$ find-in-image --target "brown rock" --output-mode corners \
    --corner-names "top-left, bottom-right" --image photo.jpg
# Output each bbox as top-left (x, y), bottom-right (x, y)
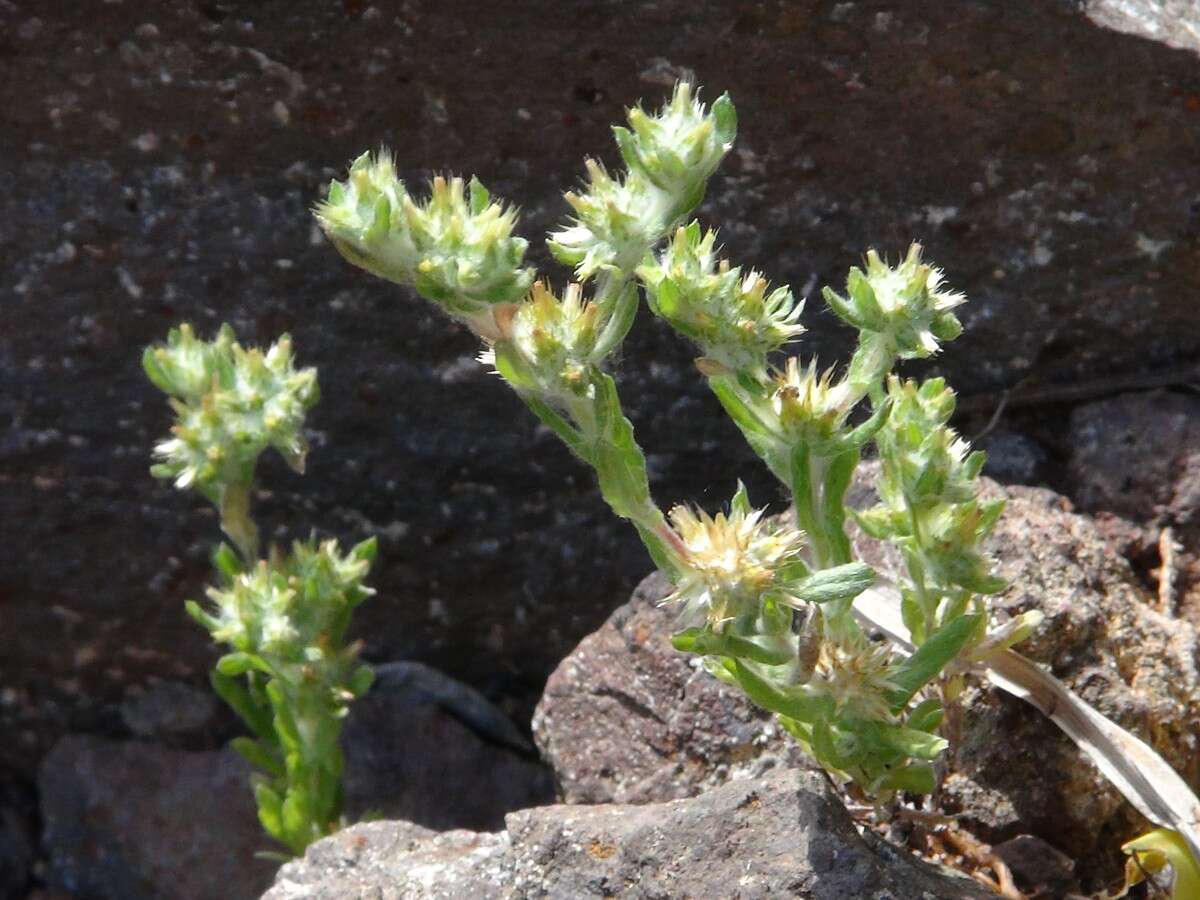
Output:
top-left (532, 572), bottom-right (801, 805)
top-left (535, 478), bottom-right (1200, 890)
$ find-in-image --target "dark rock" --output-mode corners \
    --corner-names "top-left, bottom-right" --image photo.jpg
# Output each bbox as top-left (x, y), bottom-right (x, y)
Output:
top-left (1065, 390), bottom-right (1200, 623)
top-left (532, 571), bottom-right (800, 805)
top-left (992, 834), bottom-right (1079, 898)
top-left (119, 679), bottom-right (221, 741)
top-left (535, 478), bottom-right (1200, 891)
top-left (38, 736), bottom-right (278, 900)
top-left (977, 429), bottom-right (1048, 485)
top-left (1066, 391), bottom-right (1200, 525)
top-left (6, 0), bottom-right (1200, 835)
top-left (0, 773), bottom-right (37, 900)
top-left (38, 662), bottom-right (551, 899)
top-left (265, 767), bottom-right (993, 899)
top-left (343, 662), bottom-right (554, 831)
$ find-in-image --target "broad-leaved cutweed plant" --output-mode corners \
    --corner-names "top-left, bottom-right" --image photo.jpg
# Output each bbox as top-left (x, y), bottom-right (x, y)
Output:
top-left (316, 82), bottom-right (1042, 800)
top-left (145, 324), bottom-right (376, 855)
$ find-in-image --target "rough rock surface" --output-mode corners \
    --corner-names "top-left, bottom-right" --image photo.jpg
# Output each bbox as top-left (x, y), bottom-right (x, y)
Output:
top-left (1066, 391), bottom-right (1200, 525)
top-left (39, 663), bottom-right (553, 899)
top-left (342, 662), bottom-right (555, 831)
top-left (264, 767), bottom-right (992, 899)
top-left (533, 571), bottom-right (799, 804)
top-left (38, 737), bottom-right (277, 900)
top-left (535, 479), bottom-right (1200, 888)
top-left (5, 0), bottom-right (1200, 785)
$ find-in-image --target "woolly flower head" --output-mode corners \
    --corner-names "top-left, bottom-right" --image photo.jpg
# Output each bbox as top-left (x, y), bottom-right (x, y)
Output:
top-left (770, 357), bottom-right (855, 445)
top-left (613, 81), bottom-right (736, 208)
top-left (823, 243), bottom-right (965, 359)
top-left (194, 537), bottom-right (376, 663)
top-left (664, 484), bottom-right (807, 630)
top-left (548, 161), bottom-right (663, 280)
top-left (144, 324), bottom-right (317, 504)
top-left (315, 151), bottom-right (534, 324)
top-left (813, 633), bottom-right (902, 723)
top-left (639, 223), bottom-right (803, 373)
top-left (481, 281), bottom-right (604, 402)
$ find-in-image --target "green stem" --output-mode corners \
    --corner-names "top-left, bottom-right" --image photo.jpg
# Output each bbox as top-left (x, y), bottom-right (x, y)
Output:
top-left (219, 480), bottom-right (260, 562)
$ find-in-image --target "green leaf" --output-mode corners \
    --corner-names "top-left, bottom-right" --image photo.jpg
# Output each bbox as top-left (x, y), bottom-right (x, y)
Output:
top-left (348, 665), bottom-right (375, 698)
top-left (351, 536), bottom-right (378, 563)
top-left (281, 784), bottom-right (313, 843)
top-left (217, 652), bottom-right (269, 677)
top-left (612, 125), bottom-right (640, 173)
top-left (253, 782), bottom-right (285, 842)
top-left (210, 671), bottom-right (275, 742)
top-left (671, 627), bottom-right (795, 666)
top-left (887, 613), bottom-right (981, 711)
top-left (211, 542), bottom-right (244, 581)
top-left (231, 736), bottom-right (285, 778)
top-left (792, 562), bottom-right (875, 604)
top-left (184, 599), bottom-right (220, 633)
top-left (730, 659), bottom-right (832, 723)
top-left (712, 93), bottom-right (738, 144)
top-left (468, 176), bottom-right (490, 215)
top-left (905, 698), bottom-right (944, 733)
top-left (822, 286), bottom-right (862, 329)
top-left (593, 283), bottom-right (639, 359)
top-left (876, 762), bottom-right (936, 795)
top-left (869, 721), bottom-right (948, 760)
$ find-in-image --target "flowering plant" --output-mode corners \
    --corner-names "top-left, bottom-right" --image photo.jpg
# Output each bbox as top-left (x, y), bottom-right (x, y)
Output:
top-left (145, 324), bottom-right (375, 855)
top-left (316, 81), bottom-right (1042, 800)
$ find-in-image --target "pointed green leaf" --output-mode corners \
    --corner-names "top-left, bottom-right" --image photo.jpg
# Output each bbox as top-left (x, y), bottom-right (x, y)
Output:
top-left (671, 627), bottom-right (795, 666)
top-left (887, 613), bottom-right (981, 711)
top-left (792, 562), bottom-right (875, 604)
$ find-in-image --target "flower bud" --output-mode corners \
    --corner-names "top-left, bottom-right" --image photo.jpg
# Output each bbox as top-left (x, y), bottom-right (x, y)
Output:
top-left (823, 243), bottom-right (965, 359)
top-left (197, 538), bottom-right (375, 665)
top-left (146, 325), bottom-right (318, 503)
top-left (548, 161), bottom-right (661, 279)
top-left (485, 281), bottom-right (602, 402)
top-left (639, 223), bottom-right (803, 372)
top-left (315, 151), bottom-right (535, 327)
top-left (612, 81), bottom-right (736, 215)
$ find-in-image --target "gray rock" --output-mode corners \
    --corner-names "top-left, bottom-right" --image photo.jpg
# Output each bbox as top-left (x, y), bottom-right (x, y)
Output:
top-left (1066, 390), bottom-right (1200, 525)
top-left (38, 736), bottom-right (278, 900)
top-left (119, 679), bottom-right (221, 741)
top-left (977, 429), bottom-right (1048, 485)
top-left (39, 662), bottom-right (551, 899)
top-left (1082, 0), bottom-right (1200, 54)
top-left (344, 662), bottom-right (554, 831)
top-left (535, 478), bottom-right (1200, 891)
top-left (265, 767), bottom-right (992, 899)
top-left (7, 0), bottom-right (1200, 784)
top-left (992, 834), bottom-right (1079, 898)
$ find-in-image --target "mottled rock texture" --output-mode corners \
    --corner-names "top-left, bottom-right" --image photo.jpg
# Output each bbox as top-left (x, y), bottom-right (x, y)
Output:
top-left (4, 0), bottom-right (1200, 785)
top-left (264, 767), bottom-right (992, 899)
top-left (38, 737), bottom-right (278, 900)
top-left (38, 664), bottom-right (552, 900)
top-left (1063, 390), bottom-right (1200, 624)
top-left (534, 478), bottom-right (1200, 889)
top-left (532, 570), bottom-right (798, 804)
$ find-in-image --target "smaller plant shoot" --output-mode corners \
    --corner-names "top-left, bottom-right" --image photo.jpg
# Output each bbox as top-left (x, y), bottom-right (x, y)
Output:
top-left (145, 324), bottom-right (376, 855)
top-left (316, 82), bottom-right (1044, 800)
